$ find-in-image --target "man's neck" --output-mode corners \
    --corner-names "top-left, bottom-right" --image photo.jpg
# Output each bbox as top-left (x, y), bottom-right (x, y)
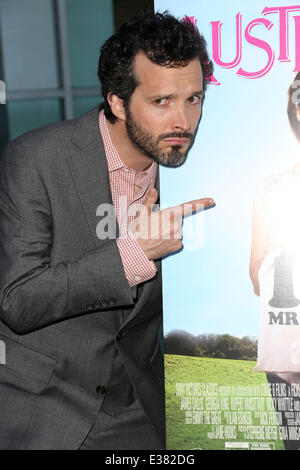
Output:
top-left (107, 119), bottom-right (153, 173)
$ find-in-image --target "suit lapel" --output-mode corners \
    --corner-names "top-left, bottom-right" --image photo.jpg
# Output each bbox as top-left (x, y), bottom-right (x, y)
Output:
top-left (67, 105), bottom-right (119, 247)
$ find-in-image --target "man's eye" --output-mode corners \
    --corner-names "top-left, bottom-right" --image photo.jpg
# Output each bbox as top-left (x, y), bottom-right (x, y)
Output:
top-left (154, 98), bottom-right (168, 106)
top-left (188, 95), bottom-right (201, 104)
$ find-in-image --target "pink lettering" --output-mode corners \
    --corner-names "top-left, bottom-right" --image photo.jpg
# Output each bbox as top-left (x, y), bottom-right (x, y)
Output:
top-left (294, 15), bottom-right (300, 71)
top-left (262, 6), bottom-right (300, 62)
top-left (237, 18), bottom-right (275, 79)
top-left (211, 13), bottom-right (242, 68)
top-left (184, 16), bottom-right (220, 85)
top-left (208, 74), bottom-right (221, 86)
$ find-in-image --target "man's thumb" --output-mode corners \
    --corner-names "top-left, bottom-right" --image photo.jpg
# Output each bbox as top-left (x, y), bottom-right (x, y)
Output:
top-left (144, 187), bottom-right (158, 213)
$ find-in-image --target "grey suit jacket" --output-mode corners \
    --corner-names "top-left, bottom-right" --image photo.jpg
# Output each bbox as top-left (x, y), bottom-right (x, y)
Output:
top-left (0, 104), bottom-right (165, 450)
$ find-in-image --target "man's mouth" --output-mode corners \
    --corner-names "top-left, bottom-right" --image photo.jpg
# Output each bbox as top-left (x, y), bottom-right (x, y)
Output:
top-left (163, 138), bottom-right (190, 145)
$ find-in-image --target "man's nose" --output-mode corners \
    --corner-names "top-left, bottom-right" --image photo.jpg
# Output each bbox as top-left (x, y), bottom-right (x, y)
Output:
top-left (171, 106), bottom-right (191, 132)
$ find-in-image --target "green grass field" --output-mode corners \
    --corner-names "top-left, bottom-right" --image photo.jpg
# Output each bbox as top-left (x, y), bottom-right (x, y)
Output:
top-left (165, 354), bottom-right (285, 450)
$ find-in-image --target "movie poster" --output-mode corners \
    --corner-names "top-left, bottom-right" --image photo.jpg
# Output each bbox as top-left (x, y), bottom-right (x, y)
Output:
top-left (155, 0), bottom-right (300, 450)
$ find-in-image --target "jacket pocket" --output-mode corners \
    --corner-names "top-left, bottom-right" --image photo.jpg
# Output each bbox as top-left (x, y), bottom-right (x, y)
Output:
top-left (0, 332), bottom-right (56, 385)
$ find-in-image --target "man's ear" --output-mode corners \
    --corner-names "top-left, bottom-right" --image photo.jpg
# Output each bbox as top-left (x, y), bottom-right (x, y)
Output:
top-left (107, 93), bottom-right (126, 121)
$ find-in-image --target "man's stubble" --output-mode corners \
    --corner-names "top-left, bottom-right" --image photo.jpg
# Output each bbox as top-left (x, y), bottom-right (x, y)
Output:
top-left (124, 105), bottom-right (197, 168)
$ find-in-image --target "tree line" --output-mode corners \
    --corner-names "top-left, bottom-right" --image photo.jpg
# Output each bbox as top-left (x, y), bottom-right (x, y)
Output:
top-left (164, 330), bottom-right (257, 361)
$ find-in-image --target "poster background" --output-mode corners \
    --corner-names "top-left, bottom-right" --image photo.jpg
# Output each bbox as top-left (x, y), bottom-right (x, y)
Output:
top-left (155, 0), bottom-right (300, 450)
top-left (156, 0), bottom-right (300, 337)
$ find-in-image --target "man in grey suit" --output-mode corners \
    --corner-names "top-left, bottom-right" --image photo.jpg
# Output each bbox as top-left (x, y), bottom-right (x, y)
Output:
top-left (0, 12), bottom-right (214, 449)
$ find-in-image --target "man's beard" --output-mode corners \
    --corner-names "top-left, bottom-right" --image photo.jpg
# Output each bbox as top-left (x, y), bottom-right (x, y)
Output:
top-left (125, 107), bottom-right (195, 168)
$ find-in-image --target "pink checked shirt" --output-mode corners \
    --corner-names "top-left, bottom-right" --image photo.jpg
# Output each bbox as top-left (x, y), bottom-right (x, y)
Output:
top-left (98, 110), bottom-right (158, 287)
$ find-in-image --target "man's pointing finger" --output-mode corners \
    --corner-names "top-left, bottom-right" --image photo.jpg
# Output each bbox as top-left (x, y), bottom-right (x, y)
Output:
top-left (167, 198), bottom-right (216, 217)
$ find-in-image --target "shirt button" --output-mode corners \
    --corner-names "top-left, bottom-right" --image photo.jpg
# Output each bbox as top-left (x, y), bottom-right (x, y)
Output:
top-left (96, 385), bottom-right (106, 395)
top-left (123, 168), bottom-right (130, 173)
top-left (100, 298), bottom-right (109, 308)
top-left (86, 304), bottom-right (96, 311)
top-left (108, 297), bottom-right (116, 306)
top-left (134, 276), bottom-right (142, 282)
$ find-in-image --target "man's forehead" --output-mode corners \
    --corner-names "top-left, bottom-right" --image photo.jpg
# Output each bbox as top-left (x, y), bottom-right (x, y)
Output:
top-left (132, 52), bottom-right (203, 90)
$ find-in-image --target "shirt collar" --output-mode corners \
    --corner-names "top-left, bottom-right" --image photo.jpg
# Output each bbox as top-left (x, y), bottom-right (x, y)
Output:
top-left (98, 109), bottom-right (158, 181)
top-left (99, 109), bottom-right (125, 172)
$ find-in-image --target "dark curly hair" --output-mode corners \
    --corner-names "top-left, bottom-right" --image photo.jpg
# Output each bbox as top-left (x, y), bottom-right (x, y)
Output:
top-left (287, 70), bottom-right (300, 142)
top-left (98, 11), bottom-right (214, 123)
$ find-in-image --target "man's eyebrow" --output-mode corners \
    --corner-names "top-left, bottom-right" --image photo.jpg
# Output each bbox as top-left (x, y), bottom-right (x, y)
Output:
top-left (193, 90), bottom-right (204, 98)
top-left (147, 90), bottom-right (204, 101)
top-left (147, 93), bottom-right (176, 101)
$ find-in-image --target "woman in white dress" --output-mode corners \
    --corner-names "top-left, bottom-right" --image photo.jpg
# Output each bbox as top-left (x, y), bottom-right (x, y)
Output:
top-left (250, 71), bottom-right (300, 450)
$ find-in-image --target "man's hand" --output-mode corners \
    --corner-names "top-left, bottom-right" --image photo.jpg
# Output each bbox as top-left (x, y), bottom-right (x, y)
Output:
top-left (131, 187), bottom-right (215, 260)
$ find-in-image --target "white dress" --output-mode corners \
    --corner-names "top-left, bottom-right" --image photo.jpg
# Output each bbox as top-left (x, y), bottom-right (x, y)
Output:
top-left (254, 167), bottom-right (300, 382)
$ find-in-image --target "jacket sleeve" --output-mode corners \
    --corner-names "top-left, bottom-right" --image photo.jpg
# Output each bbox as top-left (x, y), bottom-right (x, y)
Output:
top-left (0, 142), bottom-right (134, 334)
